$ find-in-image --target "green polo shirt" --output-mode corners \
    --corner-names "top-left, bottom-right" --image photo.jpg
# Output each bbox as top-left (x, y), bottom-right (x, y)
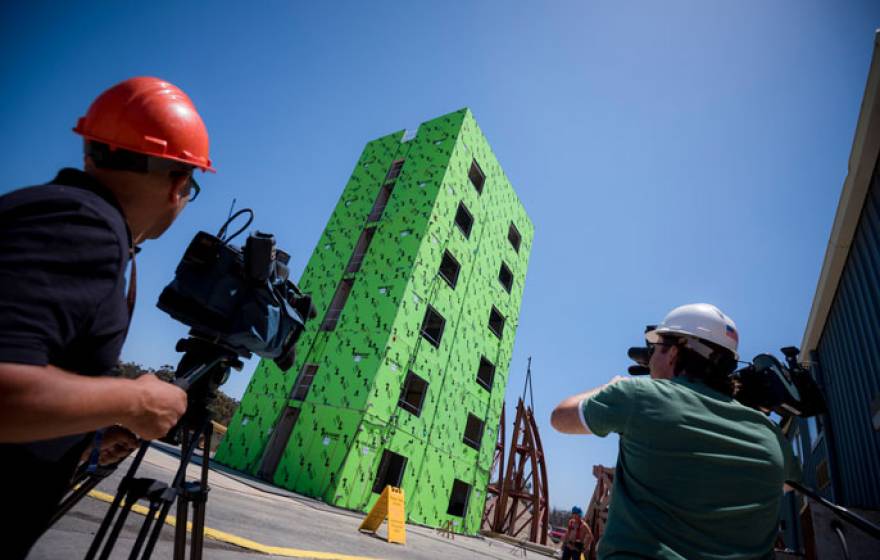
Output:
top-left (580, 376), bottom-right (801, 560)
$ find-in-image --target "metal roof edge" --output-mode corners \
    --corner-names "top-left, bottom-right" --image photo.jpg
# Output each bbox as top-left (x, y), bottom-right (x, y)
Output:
top-left (800, 30), bottom-right (880, 361)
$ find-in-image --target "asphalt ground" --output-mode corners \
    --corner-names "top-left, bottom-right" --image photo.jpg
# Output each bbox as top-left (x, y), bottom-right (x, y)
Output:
top-left (30, 444), bottom-right (553, 559)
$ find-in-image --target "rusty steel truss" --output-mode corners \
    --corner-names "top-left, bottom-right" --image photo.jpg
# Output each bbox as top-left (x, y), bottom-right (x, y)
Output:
top-left (481, 405), bottom-right (505, 532)
top-left (482, 358), bottom-right (550, 545)
top-left (584, 465), bottom-right (615, 560)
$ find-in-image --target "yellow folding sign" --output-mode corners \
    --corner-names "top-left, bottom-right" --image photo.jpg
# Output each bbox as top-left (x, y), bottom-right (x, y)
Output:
top-left (358, 486), bottom-right (406, 544)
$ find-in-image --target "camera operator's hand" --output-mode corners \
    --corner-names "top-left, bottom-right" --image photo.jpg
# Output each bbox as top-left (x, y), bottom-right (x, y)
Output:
top-left (79, 425), bottom-right (140, 466)
top-left (98, 425), bottom-right (140, 465)
top-left (124, 374), bottom-right (188, 440)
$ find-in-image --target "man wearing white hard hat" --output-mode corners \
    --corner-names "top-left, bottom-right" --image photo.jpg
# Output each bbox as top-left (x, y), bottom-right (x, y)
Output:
top-left (551, 303), bottom-right (801, 559)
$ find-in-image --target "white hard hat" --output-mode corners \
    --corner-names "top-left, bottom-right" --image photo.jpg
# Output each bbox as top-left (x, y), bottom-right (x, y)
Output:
top-left (646, 303), bottom-right (739, 359)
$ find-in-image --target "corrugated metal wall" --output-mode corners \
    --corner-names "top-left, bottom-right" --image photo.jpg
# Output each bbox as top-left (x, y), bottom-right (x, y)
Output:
top-left (815, 157), bottom-right (880, 509)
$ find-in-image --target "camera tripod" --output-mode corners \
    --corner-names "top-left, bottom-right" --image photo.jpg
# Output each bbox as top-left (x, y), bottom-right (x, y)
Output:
top-left (80, 336), bottom-right (243, 560)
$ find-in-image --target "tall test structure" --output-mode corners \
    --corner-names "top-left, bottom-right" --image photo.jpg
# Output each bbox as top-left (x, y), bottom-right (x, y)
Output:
top-left (215, 108), bottom-right (533, 534)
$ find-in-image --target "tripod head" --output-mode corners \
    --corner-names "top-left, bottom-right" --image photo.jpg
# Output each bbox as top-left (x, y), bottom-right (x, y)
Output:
top-left (161, 334), bottom-right (245, 445)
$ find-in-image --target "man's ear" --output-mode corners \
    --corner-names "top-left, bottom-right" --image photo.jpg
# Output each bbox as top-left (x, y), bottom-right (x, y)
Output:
top-left (667, 345), bottom-right (680, 369)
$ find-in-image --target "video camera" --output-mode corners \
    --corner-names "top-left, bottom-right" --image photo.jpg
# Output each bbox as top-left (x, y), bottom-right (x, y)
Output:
top-left (627, 327), bottom-right (826, 418)
top-left (157, 209), bottom-right (316, 372)
top-left (54, 209), bottom-right (318, 558)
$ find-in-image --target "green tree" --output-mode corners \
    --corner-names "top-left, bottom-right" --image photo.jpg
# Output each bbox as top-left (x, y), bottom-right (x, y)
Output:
top-left (113, 361), bottom-right (240, 426)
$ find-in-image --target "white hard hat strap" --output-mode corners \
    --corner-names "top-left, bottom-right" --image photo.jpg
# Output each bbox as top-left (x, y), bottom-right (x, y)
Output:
top-left (681, 336), bottom-right (716, 360)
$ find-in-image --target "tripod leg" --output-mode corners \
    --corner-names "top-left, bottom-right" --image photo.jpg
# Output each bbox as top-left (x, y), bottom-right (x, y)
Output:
top-left (173, 493), bottom-right (189, 560)
top-left (189, 499), bottom-right (206, 560)
top-left (143, 422), bottom-right (207, 559)
top-left (97, 491), bottom-right (139, 560)
top-left (86, 444), bottom-right (150, 560)
top-left (173, 429), bottom-right (191, 560)
top-left (190, 425), bottom-right (212, 560)
top-left (49, 473), bottom-right (102, 528)
top-left (128, 500), bottom-right (162, 560)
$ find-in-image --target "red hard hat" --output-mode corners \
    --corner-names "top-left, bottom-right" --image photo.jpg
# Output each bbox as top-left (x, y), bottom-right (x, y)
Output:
top-left (74, 77), bottom-right (214, 172)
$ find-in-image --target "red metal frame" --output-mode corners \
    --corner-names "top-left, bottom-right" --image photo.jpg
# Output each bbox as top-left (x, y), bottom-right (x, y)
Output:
top-left (584, 465), bottom-right (615, 560)
top-left (488, 398), bottom-right (549, 544)
top-left (481, 405), bottom-right (506, 531)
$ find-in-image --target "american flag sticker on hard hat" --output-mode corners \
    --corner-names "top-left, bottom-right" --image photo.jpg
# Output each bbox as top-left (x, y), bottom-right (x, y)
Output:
top-left (725, 325), bottom-right (739, 343)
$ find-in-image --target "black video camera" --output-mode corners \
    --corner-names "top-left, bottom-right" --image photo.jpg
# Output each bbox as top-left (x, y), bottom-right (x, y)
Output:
top-left (157, 209), bottom-right (315, 371)
top-left (627, 328), bottom-right (826, 418)
top-left (732, 347), bottom-right (826, 418)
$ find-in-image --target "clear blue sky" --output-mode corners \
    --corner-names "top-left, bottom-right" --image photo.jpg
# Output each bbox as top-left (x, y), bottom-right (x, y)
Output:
top-left (2, 1), bottom-right (878, 511)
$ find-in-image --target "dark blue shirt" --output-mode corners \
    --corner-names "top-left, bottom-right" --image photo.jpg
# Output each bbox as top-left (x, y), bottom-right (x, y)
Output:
top-left (0, 168), bottom-right (133, 557)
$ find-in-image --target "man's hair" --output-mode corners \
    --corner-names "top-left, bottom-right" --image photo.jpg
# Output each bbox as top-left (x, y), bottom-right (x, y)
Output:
top-left (667, 336), bottom-right (737, 396)
top-left (85, 141), bottom-right (193, 176)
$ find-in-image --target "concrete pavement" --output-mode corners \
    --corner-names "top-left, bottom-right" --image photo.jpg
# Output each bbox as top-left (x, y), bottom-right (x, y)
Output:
top-left (30, 444), bottom-right (553, 559)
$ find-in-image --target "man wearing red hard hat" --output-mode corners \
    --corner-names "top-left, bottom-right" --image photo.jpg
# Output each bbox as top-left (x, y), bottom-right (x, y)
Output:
top-left (0, 77), bottom-right (213, 557)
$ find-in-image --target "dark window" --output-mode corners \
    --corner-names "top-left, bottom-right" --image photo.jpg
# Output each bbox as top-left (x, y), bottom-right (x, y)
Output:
top-left (398, 371), bottom-right (429, 416)
top-left (321, 279), bottom-right (354, 331)
top-left (468, 159), bottom-right (485, 194)
top-left (438, 251), bottom-right (461, 289)
top-left (372, 449), bottom-right (408, 494)
top-left (368, 184), bottom-right (394, 222)
top-left (463, 413), bottom-right (485, 449)
top-left (476, 357), bottom-right (495, 392)
top-left (257, 406), bottom-right (301, 481)
top-left (420, 306), bottom-right (446, 347)
top-left (455, 203), bottom-right (473, 239)
top-left (346, 227), bottom-right (376, 273)
top-left (291, 364), bottom-right (319, 400)
top-left (386, 159), bottom-right (405, 181)
top-left (447, 479), bottom-right (472, 517)
top-left (508, 223), bottom-right (521, 253)
top-left (488, 306), bottom-right (505, 339)
top-left (498, 262), bottom-right (513, 293)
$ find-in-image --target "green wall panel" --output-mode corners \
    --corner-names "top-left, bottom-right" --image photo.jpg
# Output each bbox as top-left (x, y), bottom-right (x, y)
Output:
top-left (215, 109), bottom-right (534, 534)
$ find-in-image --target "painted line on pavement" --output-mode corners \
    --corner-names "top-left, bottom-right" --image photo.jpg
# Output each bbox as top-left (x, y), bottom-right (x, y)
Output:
top-left (87, 489), bottom-right (383, 560)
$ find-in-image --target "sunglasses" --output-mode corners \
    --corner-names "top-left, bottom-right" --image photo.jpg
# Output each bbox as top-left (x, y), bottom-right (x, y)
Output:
top-left (186, 176), bottom-right (201, 202)
top-left (647, 340), bottom-right (676, 356)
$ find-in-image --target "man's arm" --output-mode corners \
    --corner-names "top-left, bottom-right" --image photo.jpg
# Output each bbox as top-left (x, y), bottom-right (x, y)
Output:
top-left (582, 522), bottom-right (593, 546)
top-left (0, 362), bottom-right (187, 442)
top-left (550, 376), bottom-right (630, 434)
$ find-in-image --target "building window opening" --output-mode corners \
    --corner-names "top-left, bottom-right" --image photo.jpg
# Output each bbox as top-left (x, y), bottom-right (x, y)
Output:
top-left (463, 413), bottom-right (485, 450)
top-left (508, 223), bottom-right (521, 253)
top-left (455, 203), bottom-right (474, 239)
top-left (291, 364), bottom-right (319, 400)
top-left (321, 278), bottom-right (354, 331)
top-left (468, 159), bottom-right (485, 194)
top-left (398, 371), bottom-right (429, 416)
top-left (372, 449), bottom-right (408, 493)
top-left (447, 479), bottom-right (472, 517)
top-left (476, 357), bottom-right (495, 392)
top-left (386, 159), bottom-right (405, 181)
top-left (488, 306), bottom-right (505, 339)
top-left (420, 306), bottom-right (446, 347)
top-left (346, 227), bottom-right (376, 273)
top-left (368, 184), bottom-right (394, 222)
top-left (438, 250), bottom-right (461, 289)
top-left (498, 262), bottom-right (513, 293)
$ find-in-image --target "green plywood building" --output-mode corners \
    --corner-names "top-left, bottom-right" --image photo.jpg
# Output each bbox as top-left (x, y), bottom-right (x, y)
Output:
top-left (215, 108), bottom-right (533, 534)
